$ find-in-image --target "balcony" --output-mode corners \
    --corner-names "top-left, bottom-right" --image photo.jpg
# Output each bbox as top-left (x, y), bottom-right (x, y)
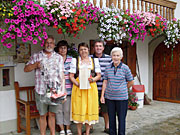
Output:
top-left (38, 0), bottom-right (177, 20)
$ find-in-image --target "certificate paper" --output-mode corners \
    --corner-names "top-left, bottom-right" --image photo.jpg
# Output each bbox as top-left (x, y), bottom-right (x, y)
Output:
top-left (79, 67), bottom-right (91, 89)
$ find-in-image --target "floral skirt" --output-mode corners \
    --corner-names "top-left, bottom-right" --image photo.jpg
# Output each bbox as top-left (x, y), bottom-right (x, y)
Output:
top-left (71, 78), bottom-right (99, 125)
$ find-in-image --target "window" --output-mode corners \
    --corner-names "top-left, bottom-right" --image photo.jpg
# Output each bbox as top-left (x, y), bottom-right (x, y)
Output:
top-left (3, 69), bottom-right (10, 86)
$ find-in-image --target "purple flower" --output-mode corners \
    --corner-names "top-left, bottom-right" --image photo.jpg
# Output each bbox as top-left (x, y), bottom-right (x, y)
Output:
top-left (131, 40), bottom-right (134, 45)
top-left (41, 40), bottom-right (44, 46)
top-left (38, 36), bottom-right (42, 40)
top-left (3, 43), bottom-right (7, 46)
top-left (38, 28), bottom-right (41, 33)
top-left (7, 43), bottom-right (12, 48)
top-left (17, 33), bottom-right (22, 37)
top-left (14, 11), bottom-right (18, 15)
top-left (6, 33), bottom-right (11, 38)
top-left (12, 0), bottom-right (16, 3)
top-left (13, 6), bottom-right (18, 10)
top-left (14, 20), bottom-right (19, 24)
top-left (15, 28), bottom-right (20, 33)
top-left (1, 39), bottom-right (5, 43)
top-left (33, 39), bottom-right (37, 44)
top-left (2, 35), bottom-right (7, 40)
top-left (11, 35), bottom-right (16, 39)
top-left (19, 13), bottom-right (24, 18)
top-left (30, 27), bottom-right (35, 32)
top-left (10, 19), bottom-right (14, 23)
top-left (27, 36), bottom-right (33, 41)
top-left (44, 35), bottom-right (48, 39)
top-left (36, 22), bottom-right (40, 27)
top-left (22, 38), bottom-right (27, 42)
top-left (5, 19), bottom-right (10, 24)
top-left (43, 32), bottom-right (47, 36)
top-left (23, 33), bottom-right (27, 37)
top-left (17, 1), bottom-right (23, 6)
top-left (34, 32), bottom-right (38, 36)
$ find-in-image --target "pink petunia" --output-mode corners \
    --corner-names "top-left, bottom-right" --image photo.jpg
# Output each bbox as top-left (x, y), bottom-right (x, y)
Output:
top-left (1, 39), bottom-right (5, 43)
top-left (22, 38), bottom-right (27, 42)
top-left (34, 32), bottom-right (39, 36)
top-left (11, 35), bottom-right (16, 39)
top-left (3, 43), bottom-right (7, 46)
top-left (27, 36), bottom-right (33, 41)
top-left (30, 27), bottom-right (35, 32)
top-left (5, 19), bottom-right (10, 24)
top-left (6, 43), bottom-right (12, 48)
top-left (38, 36), bottom-right (42, 40)
top-left (17, 1), bottom-right (23, 6)
top-left (17, 33), bottom-right (22, 37)
top-left (15, 28), bottom-right (20, 33)
top-left (6, 33), bottom-right (11, 38)
top-left (131, 40), bottom-right (135, 45)
top-left (32, 39), bottom-right (38, 44)
top-left (23, 33), bottom-right (27, 37)
top-left (14, 11), bottom-right (18, 15)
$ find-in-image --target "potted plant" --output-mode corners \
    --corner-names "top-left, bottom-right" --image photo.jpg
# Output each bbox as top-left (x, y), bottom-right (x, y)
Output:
top-left (128, 89), bottom-right (139, 110)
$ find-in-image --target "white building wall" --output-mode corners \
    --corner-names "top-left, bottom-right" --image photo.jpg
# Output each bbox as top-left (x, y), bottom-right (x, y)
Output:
top-left (1, 0), bottom-right (180, 133)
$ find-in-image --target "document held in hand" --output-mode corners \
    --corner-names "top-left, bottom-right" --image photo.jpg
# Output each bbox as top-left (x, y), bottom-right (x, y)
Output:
top-left (79, 67), bottom-right (91, 89)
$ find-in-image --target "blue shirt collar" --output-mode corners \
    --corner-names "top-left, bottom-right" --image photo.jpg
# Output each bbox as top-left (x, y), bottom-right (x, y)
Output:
top-left (111, 62), bottom-right (122, 68)
top-left (93, 53), bottom-right (105, 58)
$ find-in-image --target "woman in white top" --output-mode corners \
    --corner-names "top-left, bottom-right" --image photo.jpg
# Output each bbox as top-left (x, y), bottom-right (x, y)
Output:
top-left (69, 43), bottom-right (101, 135)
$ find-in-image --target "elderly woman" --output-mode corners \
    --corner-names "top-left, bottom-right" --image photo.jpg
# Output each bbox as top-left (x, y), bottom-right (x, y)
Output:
top-left (55, 40), bottom-right (73, 135)
top-left (69, 42), bottom-right (101, 135)
top-left (100, 47), bottom-right (134, 135)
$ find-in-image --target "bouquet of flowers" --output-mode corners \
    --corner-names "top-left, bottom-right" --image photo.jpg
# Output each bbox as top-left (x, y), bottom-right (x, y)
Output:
top-left (164, 18), bottom-right (180, 48)
top-left (0, 0), bottom-right (55, 48)
top-left (128, 89), bottom-right (139, 110)
top-left (98, 4), bottom-right (126, 44)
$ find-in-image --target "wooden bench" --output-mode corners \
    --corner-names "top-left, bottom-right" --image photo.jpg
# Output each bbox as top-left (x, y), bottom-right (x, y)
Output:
top-left (14, 82), bottom-right (40, 135)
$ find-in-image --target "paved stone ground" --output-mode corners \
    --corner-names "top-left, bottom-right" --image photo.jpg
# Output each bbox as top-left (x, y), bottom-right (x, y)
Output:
top-left (3, 101), bottom-right (180, 135)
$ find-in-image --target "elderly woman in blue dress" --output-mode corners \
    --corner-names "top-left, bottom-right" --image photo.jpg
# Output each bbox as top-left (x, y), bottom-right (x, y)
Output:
top-left (100, 47), bottom-right (134, 135)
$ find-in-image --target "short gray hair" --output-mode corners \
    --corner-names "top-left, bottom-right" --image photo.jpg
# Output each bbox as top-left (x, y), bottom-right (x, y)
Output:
top-left (110, 47), bottom-right (123, 58)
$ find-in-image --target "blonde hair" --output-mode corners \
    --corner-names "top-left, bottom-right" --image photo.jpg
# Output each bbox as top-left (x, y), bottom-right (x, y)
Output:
top-left (110, 47), bottom-right (123, 58)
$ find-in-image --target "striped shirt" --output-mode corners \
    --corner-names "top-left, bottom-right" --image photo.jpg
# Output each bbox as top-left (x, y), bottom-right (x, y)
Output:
top-left (91, 54), bottom-right (112, 94)
top-left (27, 50), bottom-right (64, 95)
top-left (64, 55), bottom-right (73, 95)
top-left (103, 62), bottom-right (134, 100)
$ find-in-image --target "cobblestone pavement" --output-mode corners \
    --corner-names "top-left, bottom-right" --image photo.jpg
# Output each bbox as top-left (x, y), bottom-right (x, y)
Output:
top-left (3, 101), bottom-right (180, 135)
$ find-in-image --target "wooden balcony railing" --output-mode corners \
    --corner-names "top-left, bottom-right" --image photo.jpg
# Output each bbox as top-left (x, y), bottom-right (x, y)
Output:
top-left (38, 0), bottom-right (177, 20)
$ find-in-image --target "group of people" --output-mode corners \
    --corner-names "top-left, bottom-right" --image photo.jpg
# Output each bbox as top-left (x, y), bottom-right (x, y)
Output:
top-left (24, 36), bottom-right (134, 135)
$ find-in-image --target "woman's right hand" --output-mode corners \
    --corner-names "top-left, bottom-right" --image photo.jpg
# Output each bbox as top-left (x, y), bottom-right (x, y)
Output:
top-left (100, 96), bottom-right (105, 104)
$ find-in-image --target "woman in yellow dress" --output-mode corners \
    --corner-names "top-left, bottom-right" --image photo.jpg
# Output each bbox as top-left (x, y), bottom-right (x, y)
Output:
top-left (69, 43), bottom-right (101, 135)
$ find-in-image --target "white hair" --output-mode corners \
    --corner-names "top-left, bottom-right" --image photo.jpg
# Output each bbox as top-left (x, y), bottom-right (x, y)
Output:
top-left (110, 47), bottom-right (123, 58)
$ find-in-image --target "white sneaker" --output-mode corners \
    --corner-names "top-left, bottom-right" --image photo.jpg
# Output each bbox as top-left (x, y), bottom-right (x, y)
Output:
top-left (59, 130), bottom-right (65, 135)
top-left (66, 129), bottom-right (72, 135)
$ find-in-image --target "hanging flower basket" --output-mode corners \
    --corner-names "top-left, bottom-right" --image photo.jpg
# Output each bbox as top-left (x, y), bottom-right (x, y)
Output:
top-left (97, 4), bottom-right (126, 44)
top-left (0, 0), bottom-right (55, 48)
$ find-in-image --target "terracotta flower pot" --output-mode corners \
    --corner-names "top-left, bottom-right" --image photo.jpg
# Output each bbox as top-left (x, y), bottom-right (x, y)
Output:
top-left (130, 106), bottom-right (137, 110)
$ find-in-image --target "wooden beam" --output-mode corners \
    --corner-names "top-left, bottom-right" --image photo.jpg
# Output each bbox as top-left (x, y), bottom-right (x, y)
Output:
top-left (137, 0), bottom-right (140, 10)
top-left (141, 0), bottom-right (144, 11)
top-left (143, 0), bottom-right (176, 9)
top-left (123, 0), bottom-right (126, 11)
top-left (100, 0), bottom-right (103, 8)
top-left (118, 0), bottom-right (121, 9)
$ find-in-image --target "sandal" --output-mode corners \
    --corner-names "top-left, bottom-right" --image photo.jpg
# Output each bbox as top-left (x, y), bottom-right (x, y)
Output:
top-left (66, 129), bottom-right (72, 135)
top-left (104, 128), bottom-right (109, 134)
top-left (59, 130), bottom-right (65, 135)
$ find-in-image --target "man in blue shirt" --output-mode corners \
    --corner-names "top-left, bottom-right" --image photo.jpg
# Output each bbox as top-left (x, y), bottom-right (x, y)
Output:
top-left (91, 39), bottom-right (111, 134)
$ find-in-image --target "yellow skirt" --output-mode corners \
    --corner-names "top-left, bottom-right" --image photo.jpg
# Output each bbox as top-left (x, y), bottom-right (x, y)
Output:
top-left (71, 78), bottom-right (99, 124)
